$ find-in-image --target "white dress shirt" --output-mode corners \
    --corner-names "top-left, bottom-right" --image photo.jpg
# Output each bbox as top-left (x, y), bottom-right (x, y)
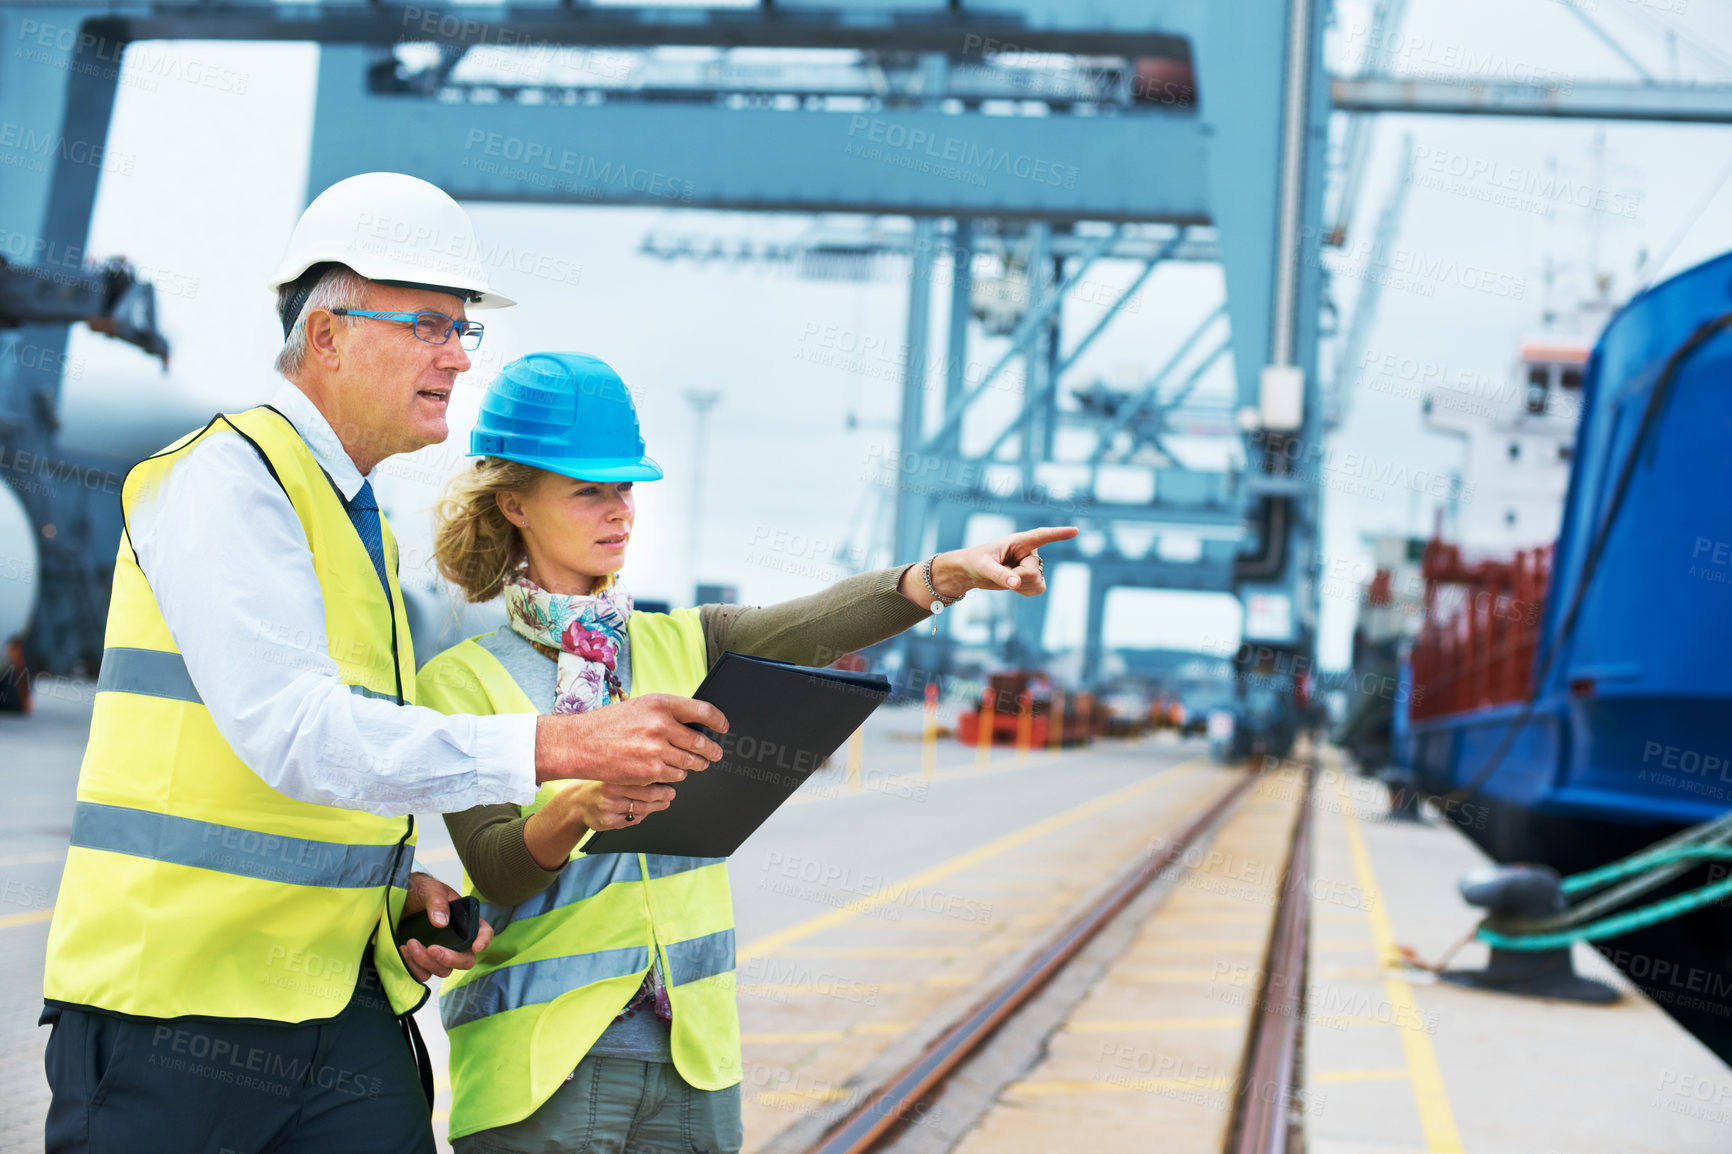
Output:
top-left (125, 382), bottom-right (538, 817)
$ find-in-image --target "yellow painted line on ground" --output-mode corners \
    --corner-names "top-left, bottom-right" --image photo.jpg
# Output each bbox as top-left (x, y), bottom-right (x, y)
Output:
top-left (1008, 913), bottom-right (1058, 927)
top-left (1330, 753), bottom-right (1465, 1154)
top-left (1315, 1014), bottom-right (1410, 1029)
top-left (0, 908), bottom-right (53, 928)
top-left (1312, 1067), bottom-right (1412, 1085)
top-left (1065, 1017), bottom-right (1243, 1032)
top-left (923, 972), bottom-right (981, 987)
top-left (786, 749), bottom-right (1069, 806)
top-left (1315, 937), bottom-right (1378, 949)
top-left (0, 850), bottom-right (66, 866)
top-left (754, 1088), bottom-right (852, 1105)
top-left (1006, 1076), bottom-right (1234, 1096)
top-left (738, 765), bottom-right (1206, 960)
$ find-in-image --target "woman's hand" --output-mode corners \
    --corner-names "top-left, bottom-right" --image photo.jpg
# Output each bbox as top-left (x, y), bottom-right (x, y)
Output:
top-left (563, 779), bottom-right (676, 832)
top-left (523, 779), bottom-right (678, 870)
top-left (900, 525), bottom-right (1079, 608)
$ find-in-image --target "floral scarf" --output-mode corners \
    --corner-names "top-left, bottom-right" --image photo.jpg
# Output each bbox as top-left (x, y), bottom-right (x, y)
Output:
top-left (503, 571), bottom-right (631, 714)
top-left (503, 568), bottom-right (674, 1028)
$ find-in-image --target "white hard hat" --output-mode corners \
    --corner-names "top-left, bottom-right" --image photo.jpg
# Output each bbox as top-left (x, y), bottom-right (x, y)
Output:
top-left (268, 173), bottom-right (515, 329)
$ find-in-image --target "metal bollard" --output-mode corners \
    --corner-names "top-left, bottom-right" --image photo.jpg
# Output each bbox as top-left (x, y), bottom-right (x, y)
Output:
top-left (922, 681), bottom-right (939, 781)
top-left (1049, 690), bottom-right (1065, 751)
top-left (977, 687), bottom-right (996, 770)
top-left (1016, 692), bottom-right (1034, 763)
top-left (847, 725), bottom-right (864, 792)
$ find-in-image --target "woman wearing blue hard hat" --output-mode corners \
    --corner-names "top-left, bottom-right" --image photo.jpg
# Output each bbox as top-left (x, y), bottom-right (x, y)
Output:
top-left (419, 351), bottom-right (1074, 1152)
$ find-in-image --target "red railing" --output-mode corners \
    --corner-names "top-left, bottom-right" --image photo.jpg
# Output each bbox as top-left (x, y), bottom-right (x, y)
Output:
top-left (1408, 538), bottom-right (1553, 721)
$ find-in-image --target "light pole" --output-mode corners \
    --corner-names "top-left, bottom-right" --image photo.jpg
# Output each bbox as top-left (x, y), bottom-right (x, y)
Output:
top-left (685, 390), bottom-right (721, 605)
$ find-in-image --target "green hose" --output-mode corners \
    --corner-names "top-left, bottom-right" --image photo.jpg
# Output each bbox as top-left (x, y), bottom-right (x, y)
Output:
top-left (1479, 845), bottom-right (1732, 951)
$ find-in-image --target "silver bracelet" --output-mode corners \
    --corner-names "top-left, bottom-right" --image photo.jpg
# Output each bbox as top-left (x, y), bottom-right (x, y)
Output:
top-left (921, 555), bottom-right (962, 613)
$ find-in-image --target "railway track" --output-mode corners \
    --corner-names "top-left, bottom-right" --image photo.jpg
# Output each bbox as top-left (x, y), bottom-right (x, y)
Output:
top-left (798, 751), bottom-right (1318, 1154)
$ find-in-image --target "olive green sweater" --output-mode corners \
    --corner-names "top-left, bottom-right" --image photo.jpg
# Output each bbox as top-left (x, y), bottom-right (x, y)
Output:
top-left (438, 564), bottom-right (928, 904)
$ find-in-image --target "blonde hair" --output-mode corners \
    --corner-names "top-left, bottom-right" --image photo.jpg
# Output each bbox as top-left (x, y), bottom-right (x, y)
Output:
top-left (433, 457), bottom-right (545, 602)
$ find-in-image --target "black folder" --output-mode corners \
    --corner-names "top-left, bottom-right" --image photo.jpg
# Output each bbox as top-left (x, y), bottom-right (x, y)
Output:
top-left (579, 651), bottom-right (891, 858)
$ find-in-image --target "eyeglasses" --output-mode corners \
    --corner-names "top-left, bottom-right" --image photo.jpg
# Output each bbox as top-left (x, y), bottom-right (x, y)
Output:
top-left (330, 308), bottom-right (484, 351)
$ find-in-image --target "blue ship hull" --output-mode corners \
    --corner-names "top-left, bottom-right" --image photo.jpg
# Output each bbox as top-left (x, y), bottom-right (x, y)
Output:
top-left (1392, 249), bottom-right (1732, 1060)
top-left (1400, 247), bottom-right (1732, 832)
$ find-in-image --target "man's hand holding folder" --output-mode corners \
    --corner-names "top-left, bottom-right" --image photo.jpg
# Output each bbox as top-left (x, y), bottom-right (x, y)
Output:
top-left (533, 693), bottom-right (728, 786)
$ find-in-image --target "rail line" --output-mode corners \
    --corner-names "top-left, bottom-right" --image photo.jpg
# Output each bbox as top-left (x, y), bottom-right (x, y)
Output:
top-left (802, 752), bottom-right (1318, 1154)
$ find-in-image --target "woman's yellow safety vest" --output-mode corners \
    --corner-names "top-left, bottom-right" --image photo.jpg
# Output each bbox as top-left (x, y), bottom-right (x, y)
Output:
top-left (43, 405), bottom-right (426, 1022)
top-left (418, 610), bottom-right (741, 1141)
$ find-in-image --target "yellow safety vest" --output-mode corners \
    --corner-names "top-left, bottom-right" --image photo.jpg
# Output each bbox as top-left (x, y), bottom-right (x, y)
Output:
top-left (418, 609), bottom-right (741, 1141)
top-left (43, 405), bottom-right (426, 1022)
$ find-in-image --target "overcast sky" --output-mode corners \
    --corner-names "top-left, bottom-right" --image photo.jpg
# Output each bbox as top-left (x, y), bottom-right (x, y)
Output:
top-left (57, 0), bottom-right (1732, 671)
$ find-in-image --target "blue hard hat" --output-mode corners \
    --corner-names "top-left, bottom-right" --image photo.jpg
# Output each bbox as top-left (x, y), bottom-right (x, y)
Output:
top-left (469, 352), bottom-right (663, 482)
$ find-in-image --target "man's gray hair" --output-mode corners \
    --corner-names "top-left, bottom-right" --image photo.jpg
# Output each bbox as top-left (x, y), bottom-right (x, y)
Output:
top-left (273, 265), bottom-right (370, 379)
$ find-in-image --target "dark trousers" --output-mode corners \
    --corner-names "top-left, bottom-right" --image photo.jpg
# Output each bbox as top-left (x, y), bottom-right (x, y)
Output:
top-left (43, 961), bottom-right (435, 1154)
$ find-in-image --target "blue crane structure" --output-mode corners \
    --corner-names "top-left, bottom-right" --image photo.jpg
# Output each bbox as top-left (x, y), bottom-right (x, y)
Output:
top-left (7, 1), bottom-right (1728, 737)
top-left (0, 0), bottom-right (1334, 748)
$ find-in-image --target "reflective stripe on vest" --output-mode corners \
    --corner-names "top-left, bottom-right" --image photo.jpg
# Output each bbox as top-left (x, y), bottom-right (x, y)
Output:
top-left (475, 852), bottom-right (643, 937)
top-left (475, 851), bottom-right (722, 936)
top-left (71, 801), bottom-right (413, 891)
top-left (443, 944), bottom-right (652, 1030)
top-left (665, 928), bottom-right (736, 987)
top-left (96, 646), bottom-right (201, 704)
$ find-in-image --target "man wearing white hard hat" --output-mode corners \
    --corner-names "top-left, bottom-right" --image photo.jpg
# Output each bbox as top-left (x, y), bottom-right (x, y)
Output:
top-left (38, 174), bottom-right (727, 1154)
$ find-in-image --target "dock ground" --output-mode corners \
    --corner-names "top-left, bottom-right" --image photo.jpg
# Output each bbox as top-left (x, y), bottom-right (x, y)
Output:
top-left (4, 689), bottom-right (1729, 1152)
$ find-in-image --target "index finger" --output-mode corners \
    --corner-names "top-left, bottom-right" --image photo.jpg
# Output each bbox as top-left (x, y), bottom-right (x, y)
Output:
top-left (1013, 526), bottom-right (1078, 551)
top-left (665, 696), bottom-right (729, 735)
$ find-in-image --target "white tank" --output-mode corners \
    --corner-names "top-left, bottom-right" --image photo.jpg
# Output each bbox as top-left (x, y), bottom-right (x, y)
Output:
top-left (0, 480), bottom-right (40, 645)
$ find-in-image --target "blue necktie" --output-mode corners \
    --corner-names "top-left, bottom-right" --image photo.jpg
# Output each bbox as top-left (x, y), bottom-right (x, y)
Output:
top-left (345, 480), bottom-right (391, 598)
